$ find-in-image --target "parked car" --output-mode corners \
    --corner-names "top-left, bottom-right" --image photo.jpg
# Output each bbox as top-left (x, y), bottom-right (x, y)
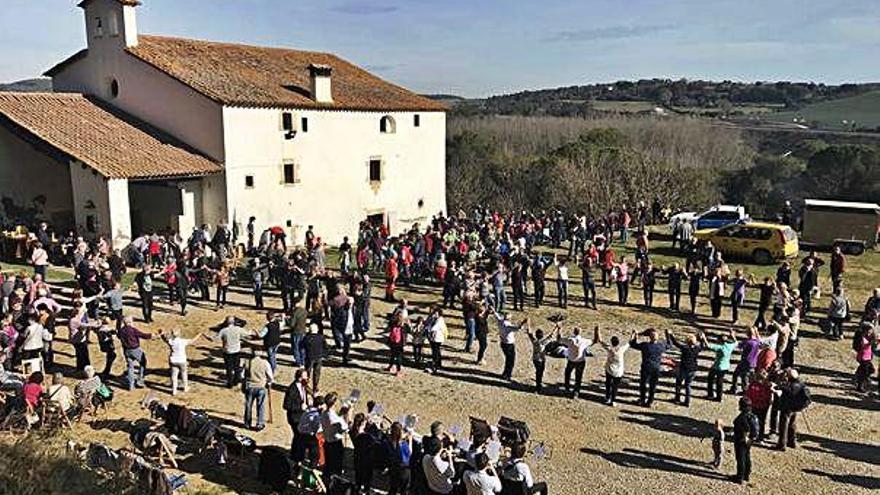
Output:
top-left (694, 222), bottom-right (799, 264)
top-left (668, 211), bottom-right (697, 230)
top-left (693, 205), bottom-right (749, 230)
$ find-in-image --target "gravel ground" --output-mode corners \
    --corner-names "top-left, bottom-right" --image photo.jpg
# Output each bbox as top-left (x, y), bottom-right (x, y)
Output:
top-left (39, 250), bottom-right (880, 495)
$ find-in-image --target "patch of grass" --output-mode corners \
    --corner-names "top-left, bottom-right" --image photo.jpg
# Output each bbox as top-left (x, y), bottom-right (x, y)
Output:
top-left (0, 261), bottom-right (73, 282)
top-left (768, 90), bottom-right (880, 130)
top-left (556, 226), bottom-right (877, 305)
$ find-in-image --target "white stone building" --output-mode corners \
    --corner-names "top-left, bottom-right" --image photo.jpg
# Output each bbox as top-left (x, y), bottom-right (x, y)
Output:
top-left (0, 0), bottom-right (446, 248)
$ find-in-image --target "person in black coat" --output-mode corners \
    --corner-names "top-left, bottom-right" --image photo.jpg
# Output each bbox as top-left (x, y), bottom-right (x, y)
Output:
top-left (302, 323), bottom-right (325, 393)
top-left (667, 330), bottom-right (704, 407)
top-left (732, 397), bottom-right (759, 484)
top-left (665, 263), bottom-right (684, 311)
top-left (351, 413), bottom-right (376, 494)
top-left (174, 265), bottom-right (189, 316)
top-left (283, 369), bottom-right (311, 451)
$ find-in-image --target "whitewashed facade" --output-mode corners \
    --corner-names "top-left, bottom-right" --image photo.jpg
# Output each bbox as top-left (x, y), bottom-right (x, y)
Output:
top-left (41, 0), bottom-right (446, 246)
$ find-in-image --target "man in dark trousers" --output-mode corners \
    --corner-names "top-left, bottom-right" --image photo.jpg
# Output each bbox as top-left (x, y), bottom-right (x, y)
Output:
top-left (829, 245), bottom-right (846, 291)
top-left (256, 312), bottom-right (284, 373)
top-left (665, 263), bottom-right (684, 312)
top-left (798, 258), bottom-right (818, 314)
top-left (775, 369), bottom-right (810, 451)
top-left (531, 254), bottom-right (548, 307)
top-left (174, 263), bottom-right (189, 316)
top-left (246, 216), bottom-right (256, 254)
top-left (732, 397), bottom-right (759, 484)
top-left (283, 368), bottom-right (311, 451)
top-left (303, 323), bottom-right (325, 393)
top-left (580, 256), bottom-right (597, 309)
top-left (629, 328), bottom-right (669, 407)
top-left (117, 316), bottom-right (152, 391)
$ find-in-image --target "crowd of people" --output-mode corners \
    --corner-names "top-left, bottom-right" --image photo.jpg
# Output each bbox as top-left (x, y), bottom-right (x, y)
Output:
top-left (0, 202), bottom-right (878, 491)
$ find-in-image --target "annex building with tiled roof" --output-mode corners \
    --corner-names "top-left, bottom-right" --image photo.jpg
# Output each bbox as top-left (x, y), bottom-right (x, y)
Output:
top-left (0, 0), bottom-right (446, 247)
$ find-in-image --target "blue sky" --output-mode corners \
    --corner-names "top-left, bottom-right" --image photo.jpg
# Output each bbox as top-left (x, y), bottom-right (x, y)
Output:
top-left (2, 0), bottom-right (879, 97)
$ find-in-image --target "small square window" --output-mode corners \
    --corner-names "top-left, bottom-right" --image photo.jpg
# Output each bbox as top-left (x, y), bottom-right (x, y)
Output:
top-left (245, 175), bottom-right (255, 188)
top-left (301, 117), bottom-right (309, 133)
top-left (414, 114), bottom-right (420, 127)
top-left (283, 162), bottom-right (298, 184)
top-left (369, 159), bottom-right (382, 182)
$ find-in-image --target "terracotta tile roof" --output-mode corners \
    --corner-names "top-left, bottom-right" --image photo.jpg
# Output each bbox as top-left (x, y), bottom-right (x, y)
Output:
top-left (0, 92), bottom-right (221, 180)
top-left (125, 35), bottom-right (447, 112)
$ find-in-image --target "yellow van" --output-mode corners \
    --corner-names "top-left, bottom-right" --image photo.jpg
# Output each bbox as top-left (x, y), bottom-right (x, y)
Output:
top-left (693, 222), bottom-right (799, 264)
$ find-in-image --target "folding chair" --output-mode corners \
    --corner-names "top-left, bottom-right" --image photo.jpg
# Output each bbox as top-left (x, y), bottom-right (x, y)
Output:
top-left (40, 400), bottom-right (73, 430)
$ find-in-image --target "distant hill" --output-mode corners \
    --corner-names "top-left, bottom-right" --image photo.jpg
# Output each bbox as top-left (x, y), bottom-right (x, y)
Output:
top-left (424, 94), bottom-right (465, 101)
top-left (0, 78), bottom-right (52, 93)
top-left (451, 79), bottom-right (880, 118)
top-left (424, 94), bottom-right (470, 107)
top-left (766, 90), bottom-right (880, 132)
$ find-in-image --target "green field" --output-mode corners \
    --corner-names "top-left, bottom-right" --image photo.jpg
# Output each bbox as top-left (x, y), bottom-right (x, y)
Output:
top-left (768, 90), bottom-right (880, 131)
top-left (590, 100), bottom-right (658, 113)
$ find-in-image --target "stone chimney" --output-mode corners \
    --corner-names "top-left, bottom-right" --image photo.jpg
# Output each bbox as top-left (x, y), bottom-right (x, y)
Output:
top-left (309, 64), bottom-right (333, 104)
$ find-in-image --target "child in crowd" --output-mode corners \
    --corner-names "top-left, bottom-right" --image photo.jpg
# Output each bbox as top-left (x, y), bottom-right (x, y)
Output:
top-left (711, 418), bottom-right (725, 469)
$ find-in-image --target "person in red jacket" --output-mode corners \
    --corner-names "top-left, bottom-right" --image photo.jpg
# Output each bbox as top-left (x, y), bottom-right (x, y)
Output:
top-left (385, 253), bottom-right (399, 302)
top-left (745, 371), bottom-right (773, 442)
top-left (400, 243), bottom-right (414, 286)
top-left (601, 245), bottom-right (616, 288)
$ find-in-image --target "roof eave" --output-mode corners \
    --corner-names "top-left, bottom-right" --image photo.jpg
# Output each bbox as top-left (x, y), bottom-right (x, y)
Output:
top-left (44, 49), bottom-right (88, 78)
top-left (126, 169), bottom-right (223, 181)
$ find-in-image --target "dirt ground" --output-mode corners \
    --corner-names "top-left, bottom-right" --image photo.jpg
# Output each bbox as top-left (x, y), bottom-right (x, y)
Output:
top-left (17, 240), bottom-right (880, 494)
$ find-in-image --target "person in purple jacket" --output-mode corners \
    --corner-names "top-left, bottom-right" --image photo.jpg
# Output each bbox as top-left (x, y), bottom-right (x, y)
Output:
top-left (730, 327), bottom-right (761, 395)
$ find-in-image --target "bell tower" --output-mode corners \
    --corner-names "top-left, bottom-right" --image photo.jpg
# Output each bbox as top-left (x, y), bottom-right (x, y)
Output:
top-left (79, 0), bottom-right (140, 50)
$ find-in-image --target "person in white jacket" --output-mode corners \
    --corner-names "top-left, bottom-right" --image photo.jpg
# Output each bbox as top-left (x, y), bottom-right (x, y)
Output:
top-left (21, 314), bottom-right (52, 366)
top-left (427, 307), bottom-right (448, 374)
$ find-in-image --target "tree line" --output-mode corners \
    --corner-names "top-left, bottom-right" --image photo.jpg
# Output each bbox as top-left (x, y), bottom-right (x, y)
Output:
top-left (447, 80), bottom-right (880, 118)
top-left (446, 115), bottom-right (880, 217)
